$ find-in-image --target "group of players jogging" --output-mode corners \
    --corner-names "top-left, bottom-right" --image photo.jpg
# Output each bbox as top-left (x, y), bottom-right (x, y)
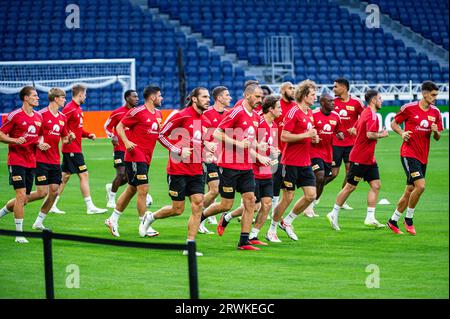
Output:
top-left (0, 79), bottom-right (443, 255)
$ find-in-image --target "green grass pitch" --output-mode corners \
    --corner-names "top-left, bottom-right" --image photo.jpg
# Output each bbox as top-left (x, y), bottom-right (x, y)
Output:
top-left (0, 132), bottom-right (448, 299)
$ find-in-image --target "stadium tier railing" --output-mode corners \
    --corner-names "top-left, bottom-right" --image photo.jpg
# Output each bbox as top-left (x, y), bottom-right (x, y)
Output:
top-left (0, 229), bottom-right (199, 299)
top-left (266, 82), bottom-right (450, 101)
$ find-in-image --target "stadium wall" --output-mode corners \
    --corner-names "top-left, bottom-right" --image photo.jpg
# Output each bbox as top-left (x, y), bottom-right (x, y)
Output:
top-left (1, 106), bottom-right (448, 138)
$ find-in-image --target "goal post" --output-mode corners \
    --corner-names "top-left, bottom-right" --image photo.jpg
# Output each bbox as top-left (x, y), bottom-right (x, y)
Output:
top-left (0, 58), bottom-right (136, 101)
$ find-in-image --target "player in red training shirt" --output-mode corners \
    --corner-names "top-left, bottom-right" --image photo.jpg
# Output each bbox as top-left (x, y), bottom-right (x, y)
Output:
top-left (330, 78), bottom-right (365, 210)
top-left (304, 94), bottom-right (344, 217)
top-left (232, 80), bottom-right (259, 109)
top-left (200, 84), bottom-right (271, 251)
top-left (104, 86), bottom-right (163, 238)
top-left (0, 86), bottom-right (48, 243)
top-left (198, 86), bottom-right (231, 231)
top-left (103, 89), bottom-right (140, 208)
top-left (268, 80), bottom-right (319, 243)
top-left (272, 82), bottom-right (296, 217)
top-left (216, 95), bottom-right (281, 244)
top-left (0, 88), bottom-right (75, 230)
top-left (140, 87), bottom-right (215, 256)
top-left (387, 81), bottom-right (443, 235)
top-left (51, 84), bottom-right (107, 215)
top-left (327, 90), bottom-right (388, 231)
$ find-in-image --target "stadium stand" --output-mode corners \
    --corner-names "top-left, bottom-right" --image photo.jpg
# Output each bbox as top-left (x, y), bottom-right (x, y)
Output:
top-left (368, 0), bottom-right (449, 50)
top-left (0, 0), bottom-right (448, 112)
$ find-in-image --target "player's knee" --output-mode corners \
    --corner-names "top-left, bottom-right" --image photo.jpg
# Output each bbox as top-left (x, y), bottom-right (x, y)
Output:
top-left (414, 181), bottom-right (426, 193)
top-left (331, 168), bottom-right (339, 178)
top-left (220, 200), bottom-right (233, 212)
top-left (316, 172), bottom-right (325, 184)
top-left (173, 205), bottom-right (184, 216)
top-left (371, 181), bottom-right (381, 192)
top-left (262, 198), bottom-right (272, 210)
top-left (36, 188), bottom-right (48, 199)
top-left (210, 185), bottom-right (219, 196)
top-left (284, 191), bottom-right (295, 203)
top-left (305, 192), bottom-right (316, 203)
top-left (62, 174), bottom-right (70, 183)
top-left (16, 193), bottom-right (28, 204)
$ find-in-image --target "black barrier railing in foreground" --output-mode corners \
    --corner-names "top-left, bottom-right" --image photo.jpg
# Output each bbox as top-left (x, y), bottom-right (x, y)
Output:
top-left (0, 229), bottom-right (199, 299)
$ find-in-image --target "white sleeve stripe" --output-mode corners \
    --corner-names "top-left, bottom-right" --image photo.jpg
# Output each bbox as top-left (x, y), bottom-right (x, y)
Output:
top-left (160, 121), bottom-right (173, 135)
top-left (159, 136), bottom-right (181, 153)
top-left (6, 109), bottom-right (22, 121)
top-left (228, 106), bottom-right (242, 119)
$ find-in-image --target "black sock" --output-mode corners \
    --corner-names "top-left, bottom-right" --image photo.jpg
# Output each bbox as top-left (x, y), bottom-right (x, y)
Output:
top-left (221, 214), bottom-right (229, 227)
top-left (404, 217), bottom-right (413, 226)
top-left (389, 219), bottom-right (399, 227)
top-left (239, 233), bottom-right (250, 246)
top-left (200, 213), bottom-right (207, 223)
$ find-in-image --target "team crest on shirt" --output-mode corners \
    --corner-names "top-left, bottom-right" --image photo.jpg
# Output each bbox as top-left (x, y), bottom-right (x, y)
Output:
top-left (419, 120), bottom-right (429, 128)
top-left (428, 116), bottom-right (436, 122)
top-left (253, 121), bottom-right (259, 127)
top-left (310, 116), bottom-right (314, 121)
top-left (346, 106), bottom-right (355, 111)
top-left (330, 120), bottom-right (337, 125)
top-left (28, 125), bottom-right (36, 134)
top-left (59, 120), bottom-right (65, 126)
top-left (34, 121), bottom-right (41, 127)
top-left (202, 126), bottom-right (208, 133)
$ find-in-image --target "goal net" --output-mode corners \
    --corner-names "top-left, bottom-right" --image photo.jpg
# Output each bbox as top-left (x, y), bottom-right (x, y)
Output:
top-left (0, 58), bottom-right (135, 103)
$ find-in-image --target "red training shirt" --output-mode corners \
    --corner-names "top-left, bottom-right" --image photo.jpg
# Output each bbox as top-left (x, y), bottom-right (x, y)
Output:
top-left (120, 105), bottom-right (162, 166)
top-left (394, 101), bottom-right (443, 164)
top-left (333, 95), bottom-right (365, 147)
top-left (61, 100), bottom-right (91, 154)
top-left (310, 108), bottom-right (342, 163)
top-left (0, 107), bottom-right (43, 168)
top-left (217, 105), bottom-right (261, 171)
top-left (253, 116), bottom-right (278, 180)
top-left (104, 105), bottom-right (132, 152)
top-left (159, 106), bottom-right (212, 176)
top-left (281, 105), bottom-right (314, 167)
top-left (349, 108), bottom-right (380, 165)
top-left (36, 107), bottom-right (69, 165)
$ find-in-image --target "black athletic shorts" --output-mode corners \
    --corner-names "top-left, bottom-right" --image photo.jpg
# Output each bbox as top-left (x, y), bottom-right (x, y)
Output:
top-left (332, 145), bottom-right (353, 167)
top-left (401, 157), bottom-right (427, 185)
top-left (125, 161), bottom-right (149, 187)
top-left (204, 162), bottom-right (220, 183)
top-left (113, 151), bottom-right (125, 168)
top-left (218, 167), bottom-right (255, 199)
top-left (281, 165), bottom-right (316, 190)
top-left (61, 152), bottom-right (88, 174)
top-left (346, 162), bottom-right (380, 186)
top-left (9, 165), bottom-right (34, 194)
top-left (167, 174), bottom-right (205, 201)
top-left (255, 178), bottom-right (273, 203)
top-left (272, 154), bottom-right (283, 197)
top-left (35, 162), bottom-right (62, 186)
top-left (311, 158), bottom-right (333, 177)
